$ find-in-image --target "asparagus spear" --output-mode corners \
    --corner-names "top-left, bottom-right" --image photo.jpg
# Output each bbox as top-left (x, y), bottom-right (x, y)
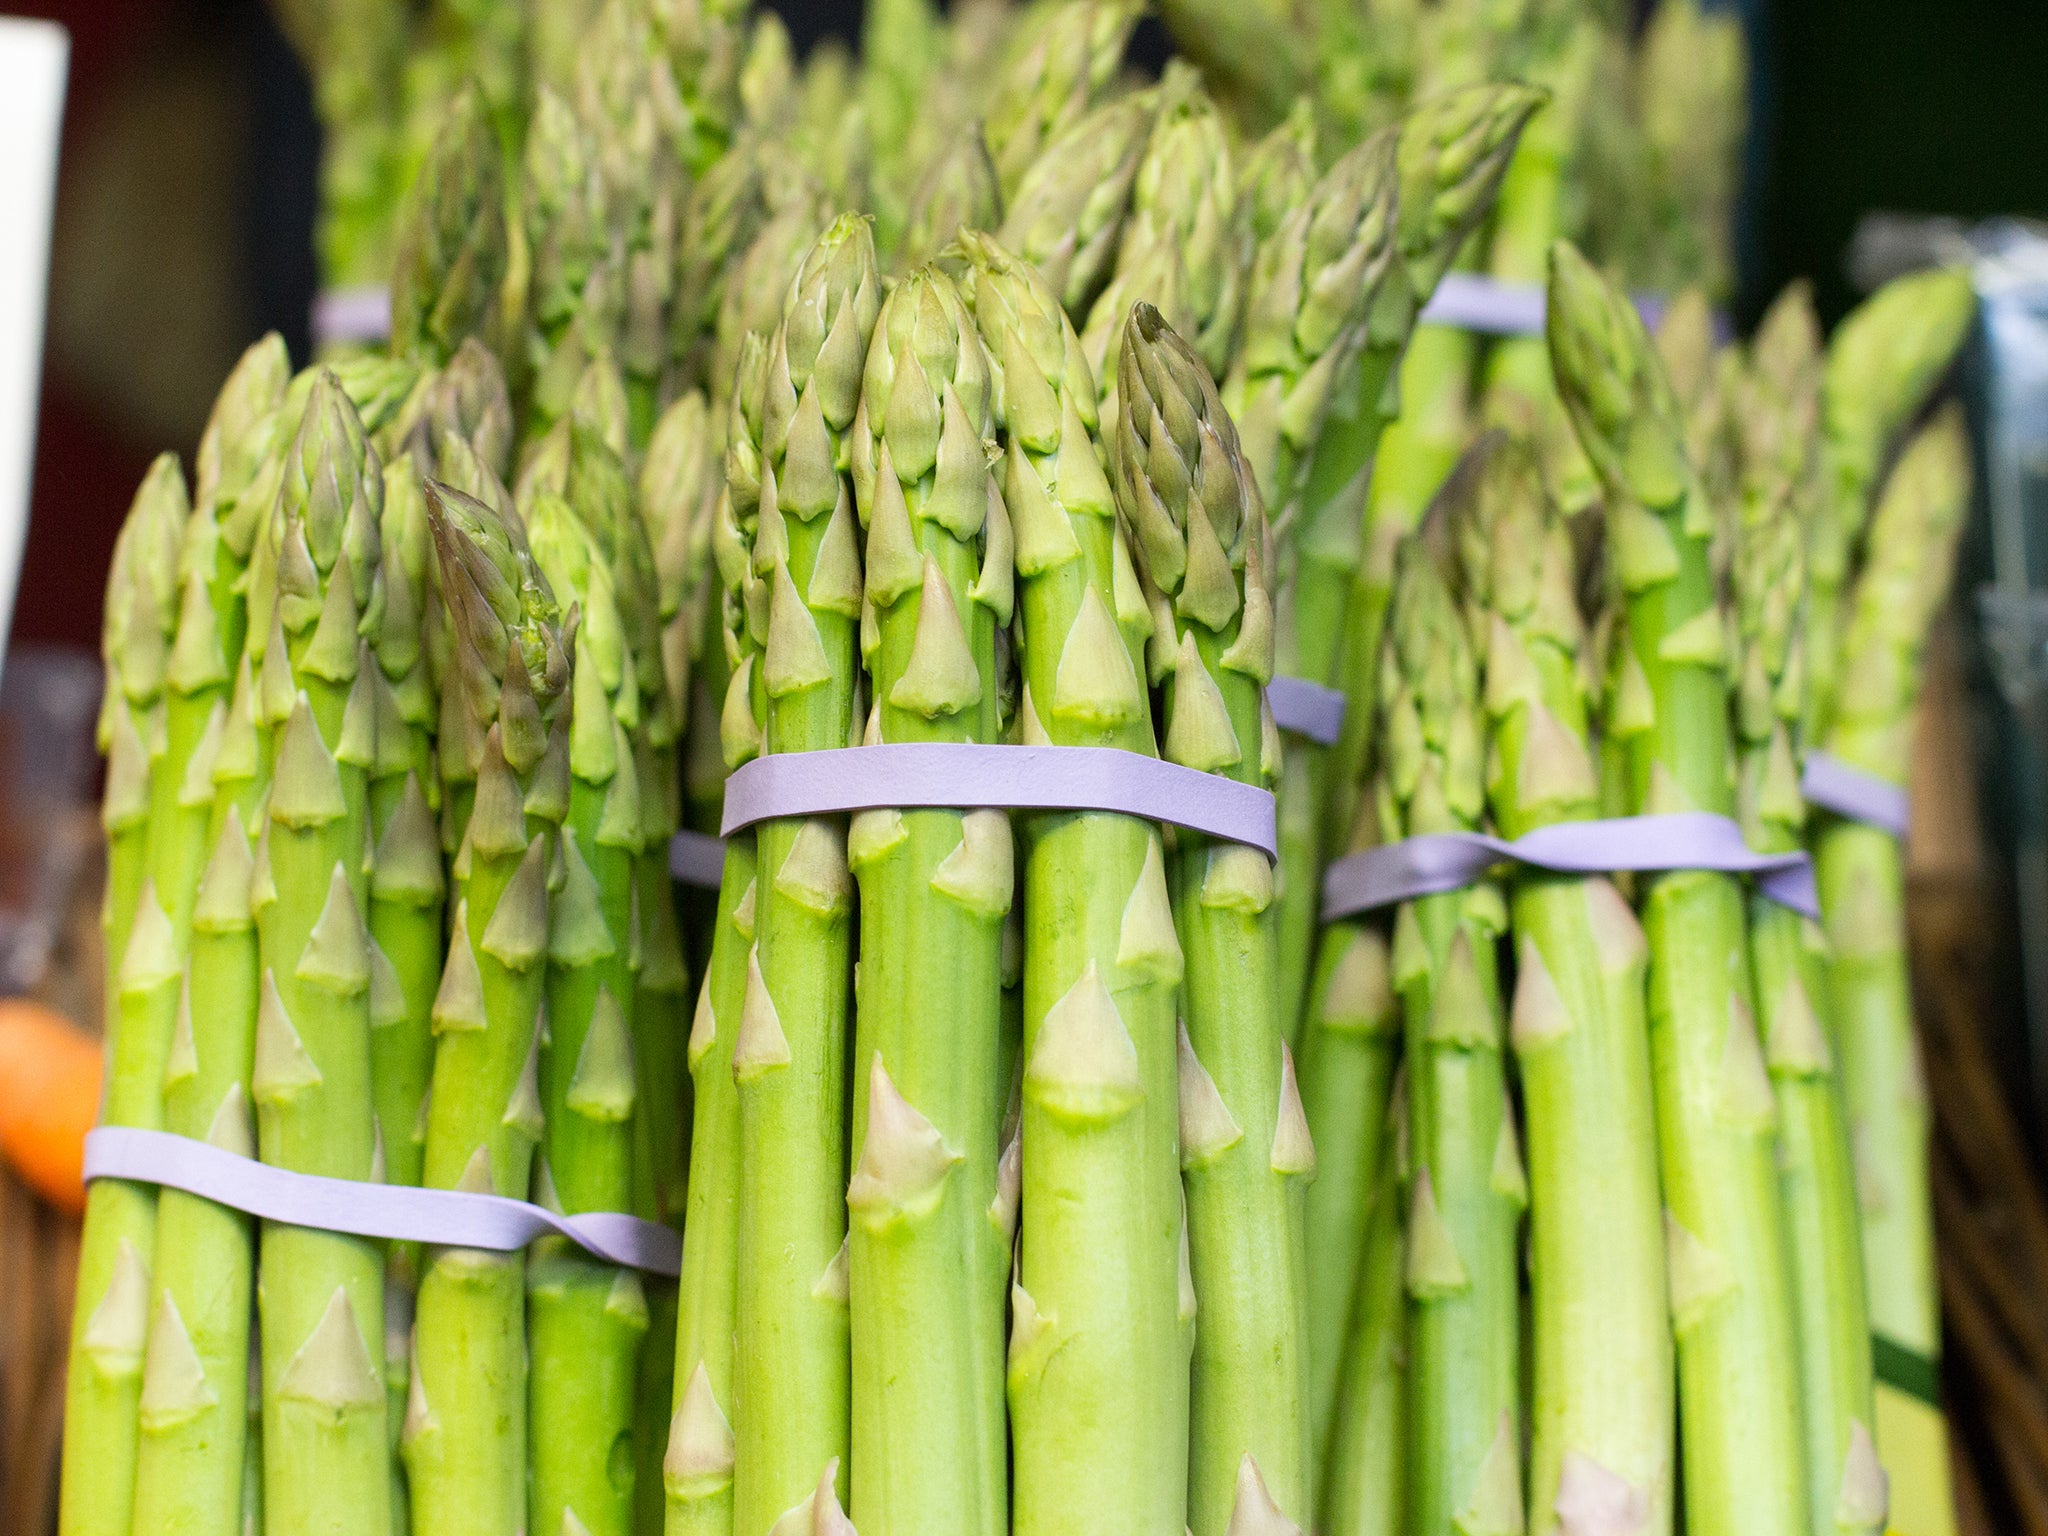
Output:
top-left (1304, 85), bottom-right (1545, 1020)
top-left (1814, 406), bottom-right (1971, 1524)
top-left (664, 344), bottom-right (771, 1536)
top-left (520, 486), bottom-right (650, 1536)
top-left (1465, 433), bottom-right (1673, 1536)
top-left (389, 82), bottom-right (507, 372)
top-left (1317, 1095), bottom-right (1408, 1536)
top-left (1224, 130), bottom-right (1398, 1051)
top-left (1377, 525), bottom-right (1521, 1536)
top-left (1633, 0), bottom-right (1747, 303)
top-left (899, 127), bottom-right (1002, 272)
top-left (729, 214), bottom-right (880, 1536)
top-left (1116, 303), bottom-right (1312, 1534)
top-left (405, 481), bottom-right (573, 1536)
top-left (59, 456), bottom-right (188, 1536)
top-left (843, 262), bottom-right (1012, 1536)
top-left (997, 88), bottom-right (1157, 326)
top-left (247, 369), bottom-right (394, 1535)
top-left (1297, 861), bottom-right (1398, 1484)
top-left (1079, 68), bottom-right (1240, 422)
top-left (1549, 239), bottom-right (1806, 1536)
top-left (956, 231), bottom-right (1189, 1536)
top-left (125, 339), bottom-right (290, 1536)
top-left (1733, 286), bottom-right (1890, 1536)
top-left (981, 0), bottom-right (1139, 201)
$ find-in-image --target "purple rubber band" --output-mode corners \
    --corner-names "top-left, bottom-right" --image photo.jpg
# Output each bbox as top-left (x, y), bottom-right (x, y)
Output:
top-left (84, 1127), bottom-right (681, 1276)
top-left (1267, 675), bottom-right (1347, 745)
top-left (1801, 751), bottom-right (1911, 839)
top-left (1321, 811), bottom-right (1820, 921)
top-left (1418, 273), bottom-right (1729, 342)
top-left (718, 742), bottom-right (1277, 858)
top-left (668, 828), bottom-right (727, 889)
top-left (311, 286), bottom-right (392, 347)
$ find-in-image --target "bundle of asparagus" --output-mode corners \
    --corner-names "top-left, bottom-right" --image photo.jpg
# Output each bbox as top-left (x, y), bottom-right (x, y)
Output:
top-left (65, 7), bottom-right (1994, 1536)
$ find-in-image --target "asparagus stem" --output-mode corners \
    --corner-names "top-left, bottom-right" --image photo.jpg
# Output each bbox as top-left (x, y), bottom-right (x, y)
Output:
top-left (1466, 436), bottom-right (1673, 1536)
top-left (61, 456), bottom-right (190, 1536)
top-left (1814, 408), bottom-right (1970, 1523)
top-left (1116, 305), bottom-right (1309, 1532)
top-left (843, 264), bottom-right (1012, 1536)
top-left (1298, 909), bottom-right (1397, 1486)
top-left (958, 233), bottom-right (1188, 1536)
top-left (1377, 532), bottom-right (1521, 1536)
top-left (1317, 1115), bottom-right (1407, 1536)
top-left (522, 482), bottom-right (650, 1536)
top-left (1550, 241), bottom-right (1806, 1536)
top-left (407, 480), bottom-right (573, 1536)
top-left (251, 371), bottom-right (393, 1536)
top-left (729, 215), bottom-right (879, 1536)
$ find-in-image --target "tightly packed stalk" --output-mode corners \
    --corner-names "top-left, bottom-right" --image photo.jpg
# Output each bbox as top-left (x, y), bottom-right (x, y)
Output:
top-left (1813, 405), bottom-right (1971, 1477)
top-left (248, 370), bottom-right (393, 1535)
top-left (406, 482), bottom-right (573, 1536)
top-left (1375, 531), bottom-right (1521, 1536)
top-left (1115, 305), bottom-right (1310, 1534)
top-left (522, 479), bottom-right (650, 1536)
top-left (843, 264), bottom-right (1013, 1536)
top-left (1224, 132), bottom-right (1399, 1047)
top-left (1316, 85), bottom-right (1547, 932)
top-left (664, 364), bottom-right (768, 1536)
top-left (1464, 435), bottom-right (1673, 1536)
top-left (728, 214), bottom-right (878, 1536)
top-left (1317, 1108), bottom-right (1407, 1536)
top-left (126, 335), bottom-right (291, 1536)
top-left (60, 455), bottom-right (192, 1536)
top-left (1549, 239), bottom-right (1807, 1536)
top-left (1730, 286), bottom-right (1891, 1536)
top-left (957, 232), bottom-right (1189, 1536)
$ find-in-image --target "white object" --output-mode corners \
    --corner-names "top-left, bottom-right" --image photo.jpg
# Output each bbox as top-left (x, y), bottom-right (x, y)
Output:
top-left (0, 19), bottom-right (67, 684)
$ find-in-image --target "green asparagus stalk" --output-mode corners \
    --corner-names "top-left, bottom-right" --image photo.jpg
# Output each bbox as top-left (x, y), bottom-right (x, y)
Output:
top-left (59, 455), bottom-right (188, 1536)
top-left (246, 368), bottom-right (394, 1536)
top-left (899, 126), bottom-right (1002, 272)
top-left (1303, 85), bottom-right (1544, 1024)
top-left (1465, 432), bottom-right (1673, 1536)
top-left (997, 88), bottom-right (1157, 325)
top-left (405, 481), bottom-right (573, 1536)
top-left (389, 82), bottom-right (507, 371)
top-left (1813, 406), bottom-right (1971, 1515)
top-left (842, 261), bottom-right (1012, 1536)
top-left (1549, 239), bottom-right (1807, 1536)
top-left (520, 485), bottom-right (650, 1536)
top-left (729, 214), bottom-right (879, 1536)
top-left (1633, 0), bottom-right (1747, 303)
top-left (1115, 303), bottom-right (1311, 1534)
top-left (1297, 863), bottom-right (1398, 1484)
top-left (1318, 1097), bottom-right (1408, 1536)
top-left (522, 84), bottom-right (624, 441)
top-left (1733, 285), bottom-right (1891, 1536)
top-left (981, 0), bottom-right (1139, 201)
top-left (127, 333), bottom-right (302, 1534)
top-left (956, 231), bottom-right (1188, 1536)
top-left (664, 346), bottom-right (771, 1536)
top-left (859, 0), bottom-right (945, 252)
top-left (1224, 130), bottom-right (1398, 1051)
top-left (1376, 528), bottom-right (1521, 1536)
top-left (1806, 268), bottom-right (1975, 746)
top-left (1079, 67), bottom-right (1240, 422)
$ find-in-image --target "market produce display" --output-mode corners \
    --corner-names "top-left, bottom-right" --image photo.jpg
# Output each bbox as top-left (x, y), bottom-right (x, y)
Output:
top-left (56, 2), bottom-right (1985, 1535)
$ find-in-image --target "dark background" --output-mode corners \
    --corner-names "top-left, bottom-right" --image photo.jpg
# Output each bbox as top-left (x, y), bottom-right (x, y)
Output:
top-left (8, 0), bottom-right (2047, 654)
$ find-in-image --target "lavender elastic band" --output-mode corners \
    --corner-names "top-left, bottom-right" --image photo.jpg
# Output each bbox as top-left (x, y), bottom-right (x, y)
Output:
top-left (85, 1127), bottom-right (682, 1276)
top-left (311, 286), bottom-right (393, 347)
top-left (1267, 675), bottom-right (1347, 745)
top-left (1418, 273), bottom-right (1728, 342)
top-left (719, 742), bottom-right (1277, 858)
top-left (1801, 751), bottom-right (1911, 838)
top-left (1321, 811), bottom-right (1820, 921)
top-left (668, 828), bottom-right (727, 889)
